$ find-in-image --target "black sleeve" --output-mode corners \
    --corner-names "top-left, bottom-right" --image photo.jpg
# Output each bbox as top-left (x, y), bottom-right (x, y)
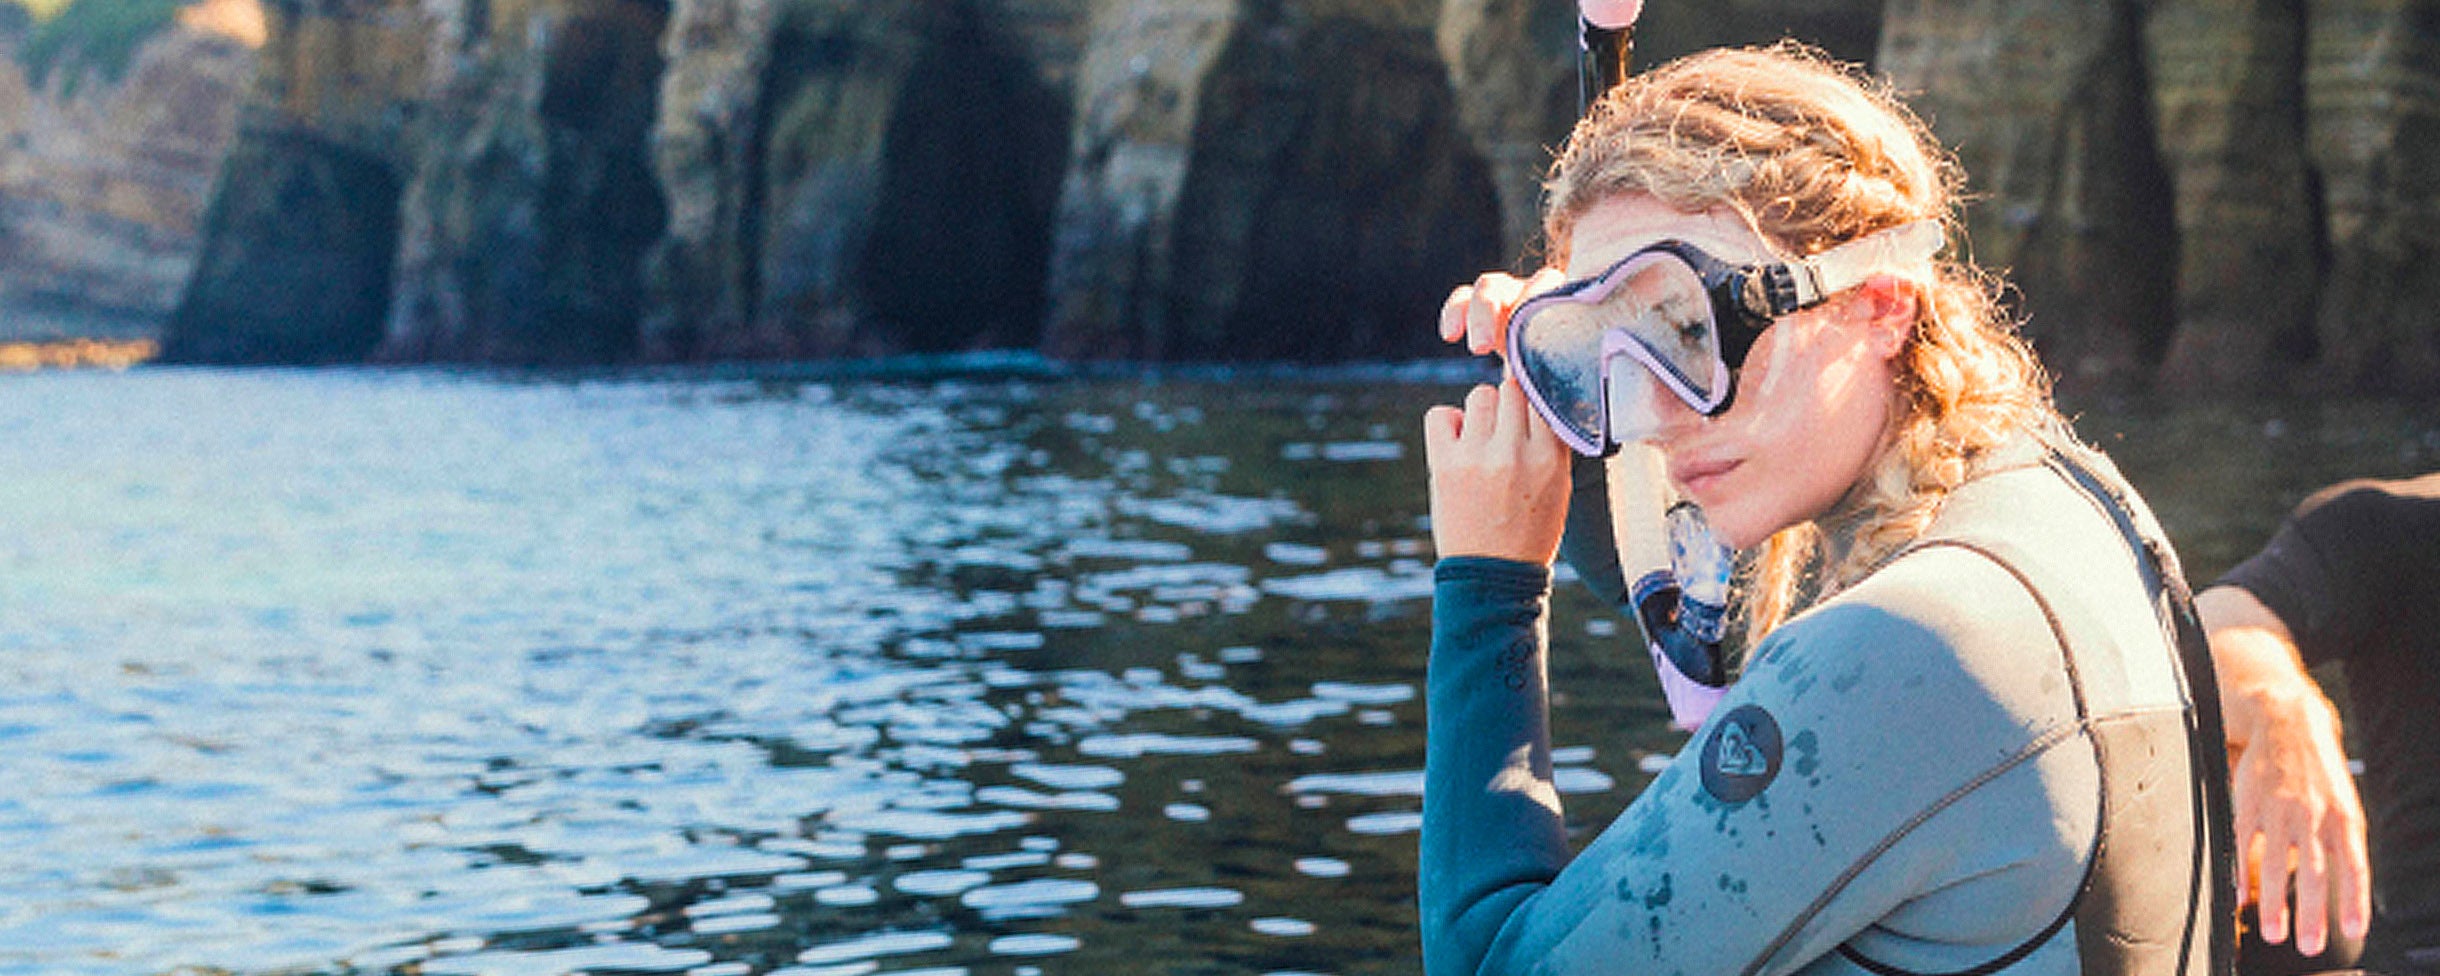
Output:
top-left (2217, 473), bottom-right (2440, 666)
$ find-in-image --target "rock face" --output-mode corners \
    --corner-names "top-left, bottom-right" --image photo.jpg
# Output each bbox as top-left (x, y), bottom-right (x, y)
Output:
top-left (2298, 0), bottom-right (2440, 393)
top-left (1881, 0), bottom-right (2440, 394)
top-left (1880, 0), bottom-right (2180, 391)
top-left (153, 0), bottom-right (2440, 388)
top-left (642, 0), bottom-right (1084, 360)
top-left (384, 0), bottom-right (672, 363)
top-left (1045, 0), bottom-right (1504, 361)
top-left (163, 0), bottom-right (429, 363)
top-left (0, 6), bottom-right (256, 341)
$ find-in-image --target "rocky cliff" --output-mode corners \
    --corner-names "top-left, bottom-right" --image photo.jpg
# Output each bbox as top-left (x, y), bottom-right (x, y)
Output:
top-left (1883, 0), bottom-right (2440, 393)
top-left (157, 0), bottom-right (2440, 392)
top-left (0, 0), bottom-right (258, 341)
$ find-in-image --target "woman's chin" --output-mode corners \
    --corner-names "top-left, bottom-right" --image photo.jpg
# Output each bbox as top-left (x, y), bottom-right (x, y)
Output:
top-left (1702, 505), bottom-right (1774, 552)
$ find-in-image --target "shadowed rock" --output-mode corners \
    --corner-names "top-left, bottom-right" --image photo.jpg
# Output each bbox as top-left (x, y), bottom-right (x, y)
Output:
top-left (161, 0), bottom-right (427, 364)
top-left (383, 0), bottom-right (671, 364)
top-left (1882, 0), bottom-right (2178, 393)
top-left (2149, 0), bottom-right (2320, 393)
top-left (164, 129), bottom-right (401, 363)
top-left (644, 0), bottom-right (1076, 360)
top-left (1046, 1), bottom-right (1503, 361)
top-left (152, 0), bottom-right (2439, 382)
top-left (2300, 0), bottom-right (2440, 394)
top-left (1433, 0), bottom-right (1576, 262)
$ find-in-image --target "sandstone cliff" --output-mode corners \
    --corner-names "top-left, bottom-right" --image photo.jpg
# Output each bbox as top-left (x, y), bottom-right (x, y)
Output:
top-left (162, 0), bottom-right (428, 362)
top-left (1880, 0), bottom-right (2440, 393)
top-left (0, 1), bottom-right (257, 341)
top-left (154, 0), bottom-right (2440, 392)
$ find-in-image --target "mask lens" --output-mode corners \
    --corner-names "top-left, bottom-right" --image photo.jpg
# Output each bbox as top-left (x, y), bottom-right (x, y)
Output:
top-left (1509, 295), bottom-right (1611, 453)
top-left (1598, 254), bottom-right (1725, 406)
top-left (1509, 250), bottom-right (1730, 455)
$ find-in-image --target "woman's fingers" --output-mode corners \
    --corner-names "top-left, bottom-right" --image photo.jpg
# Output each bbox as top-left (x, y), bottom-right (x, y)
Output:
top-left (1495, 371), bottom-right (1534, 445)
top-left (1440, 268), bottom-right (1570, 357)
top-left (1465, 274), bottom-right (1520, 355)
top-left (1427, 384), bottom-right (1512, 465)
top-left (1423, 380), bottom-right (1570, 565)
top-left (1439, 285), bottom-right (1476, 345)
top-left (1423, 403), bottom-right (1464, 455)
top-left (1465, 382), bottom-right (1499, 431)
top-left (1493, 370), bottom-right (1551, 448)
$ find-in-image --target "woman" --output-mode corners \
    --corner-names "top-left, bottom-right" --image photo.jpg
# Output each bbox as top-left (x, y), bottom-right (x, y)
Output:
top-left (1419, 43), bottom-right (2232, 976)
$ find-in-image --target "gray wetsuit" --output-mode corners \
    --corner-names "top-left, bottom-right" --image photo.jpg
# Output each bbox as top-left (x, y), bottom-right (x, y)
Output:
top-left (1422, 437), bottom-right (2231, 976)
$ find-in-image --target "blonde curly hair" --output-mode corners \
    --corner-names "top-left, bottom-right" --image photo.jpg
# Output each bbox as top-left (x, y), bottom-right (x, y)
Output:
top-left (1543, 42), bottom-right (2065, 640)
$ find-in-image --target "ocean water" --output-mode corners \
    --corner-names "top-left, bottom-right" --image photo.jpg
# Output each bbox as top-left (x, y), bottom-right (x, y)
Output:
top-left (0, 367), bottom-right (2430, 976)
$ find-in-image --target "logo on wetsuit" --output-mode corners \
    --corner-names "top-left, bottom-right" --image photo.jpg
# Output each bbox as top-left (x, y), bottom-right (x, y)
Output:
top-left (1699, 705), bottom-right (1782, 803)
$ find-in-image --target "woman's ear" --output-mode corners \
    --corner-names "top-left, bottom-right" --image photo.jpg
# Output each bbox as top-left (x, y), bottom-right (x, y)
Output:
top-left (1851, 273), bottom-right (1918, 361)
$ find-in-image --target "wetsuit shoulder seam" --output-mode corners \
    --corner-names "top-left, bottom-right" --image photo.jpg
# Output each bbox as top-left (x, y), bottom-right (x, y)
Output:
top-left (1738, 715), bottom-right (2097, 976)
top-left (1743, 534), bottom-right (2095, 976)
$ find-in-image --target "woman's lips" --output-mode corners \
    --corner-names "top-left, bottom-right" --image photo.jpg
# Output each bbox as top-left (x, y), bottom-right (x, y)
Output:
top-left (1669, 456), bottom-right (1741, 500)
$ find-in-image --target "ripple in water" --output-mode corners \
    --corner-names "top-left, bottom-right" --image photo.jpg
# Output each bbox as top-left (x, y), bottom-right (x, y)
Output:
top-left (0, 371), bottom-right (1718, 975)
top-left (988, 933), bottom-right (1083, 957)
top-left (893, 869), bottom-right (991, 897)
top-left (797, 930), bottom-right (956, 965)
top-left (1119, 887), bottom-right (1245, 909)
top-left (1250, 917), bottom-right (1320, 938)
top-left (959, 878), bottom-right (1100, 911)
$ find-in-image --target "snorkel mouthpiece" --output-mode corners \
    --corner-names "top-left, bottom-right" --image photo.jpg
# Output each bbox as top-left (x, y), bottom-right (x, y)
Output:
top-left (1627, 501), bottom-right (1737, 730)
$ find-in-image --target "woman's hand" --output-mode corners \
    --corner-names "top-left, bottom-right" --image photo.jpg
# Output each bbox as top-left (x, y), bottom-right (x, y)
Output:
top-left (2197, 585), bottom-right (2372, 955)
top-left (1424, 376), bottom-right (1573, 565)
top-left (1439, 268), bottom-right (1567, 358)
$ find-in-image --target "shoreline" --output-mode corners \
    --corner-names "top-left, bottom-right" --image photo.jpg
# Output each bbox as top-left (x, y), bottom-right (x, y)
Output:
top-left (0, 338), bottom-right (160, 371)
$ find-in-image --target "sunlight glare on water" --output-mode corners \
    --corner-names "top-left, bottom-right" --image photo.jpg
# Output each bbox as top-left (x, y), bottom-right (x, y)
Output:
top-left (0, 368), bottom-right (1518, 976)
top-left (1, 367), bottom-right (2429, 975)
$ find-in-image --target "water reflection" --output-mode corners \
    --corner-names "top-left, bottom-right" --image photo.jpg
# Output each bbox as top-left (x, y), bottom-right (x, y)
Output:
top-left (0, 369), bottom-right (2430, 975)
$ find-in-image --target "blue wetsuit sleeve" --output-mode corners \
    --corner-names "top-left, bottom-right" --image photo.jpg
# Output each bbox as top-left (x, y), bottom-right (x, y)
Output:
top-left (1422, 556), bottom-right (1566, 976)
top-left (1424, 550), bottom-right (2098, 976)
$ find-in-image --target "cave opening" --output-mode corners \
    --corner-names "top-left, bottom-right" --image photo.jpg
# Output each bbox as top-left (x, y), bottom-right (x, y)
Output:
top-left (165, 130), bottom-right (402, 364)
top-left (858, 0), bottom-right (1070, 354)
top-left (534, 0), bottom-right (671, 363)
top-left (1167, 17), bottom-right (1505, 362)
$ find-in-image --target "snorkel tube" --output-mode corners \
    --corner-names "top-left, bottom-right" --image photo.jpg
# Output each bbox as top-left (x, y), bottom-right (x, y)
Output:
top-left (1566, 0), bottom-right (1738, 730)
top-left (1578, 0), bottom-right (1641, 111)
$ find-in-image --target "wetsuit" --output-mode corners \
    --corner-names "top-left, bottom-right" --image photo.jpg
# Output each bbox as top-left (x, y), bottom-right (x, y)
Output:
top-left (2217, 473), bottom-right (2440, 976)
top-left (1423, 436), bottom-right (2231, 976)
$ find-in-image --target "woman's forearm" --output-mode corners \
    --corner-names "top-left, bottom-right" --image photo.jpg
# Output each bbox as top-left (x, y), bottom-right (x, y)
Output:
top-left (1421, 557), bottom-right (1568, 976)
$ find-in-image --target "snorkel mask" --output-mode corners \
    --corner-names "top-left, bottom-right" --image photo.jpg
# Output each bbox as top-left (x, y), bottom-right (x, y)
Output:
top-left (1507, 219), bottom-right (1947, 456)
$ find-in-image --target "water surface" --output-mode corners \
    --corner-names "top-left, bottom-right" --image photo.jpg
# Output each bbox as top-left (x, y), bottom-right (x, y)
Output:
top-left (0, 368), bottom-right (2430, 975)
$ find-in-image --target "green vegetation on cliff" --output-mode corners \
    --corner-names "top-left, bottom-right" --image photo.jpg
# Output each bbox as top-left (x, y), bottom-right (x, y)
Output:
top-left (3, 0), bottom-right (70, 19)
top-left (9, 0), bottom-right (183, 93)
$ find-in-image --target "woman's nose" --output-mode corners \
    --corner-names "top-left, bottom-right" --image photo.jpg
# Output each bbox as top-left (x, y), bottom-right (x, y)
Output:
top-left (1640, 379), bottom-right (1706, 446)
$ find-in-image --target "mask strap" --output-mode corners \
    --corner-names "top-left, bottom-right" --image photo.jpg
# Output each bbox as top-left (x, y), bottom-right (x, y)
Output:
top-left (1787, 219), bottom-right (1945, 306)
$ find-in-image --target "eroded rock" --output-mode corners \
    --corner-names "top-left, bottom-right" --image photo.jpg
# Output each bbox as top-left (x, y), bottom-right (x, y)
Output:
top-left (1046, 0), bottom-right (1503, 361)
top-left (164, 0), bottom-right (429, 363)
top-left (149, 0), bottom-right (2439, 382)
top-left (1881, 0), bottom-right (2178, 392)
top-left (0, 9), bottom-right (256, 341)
